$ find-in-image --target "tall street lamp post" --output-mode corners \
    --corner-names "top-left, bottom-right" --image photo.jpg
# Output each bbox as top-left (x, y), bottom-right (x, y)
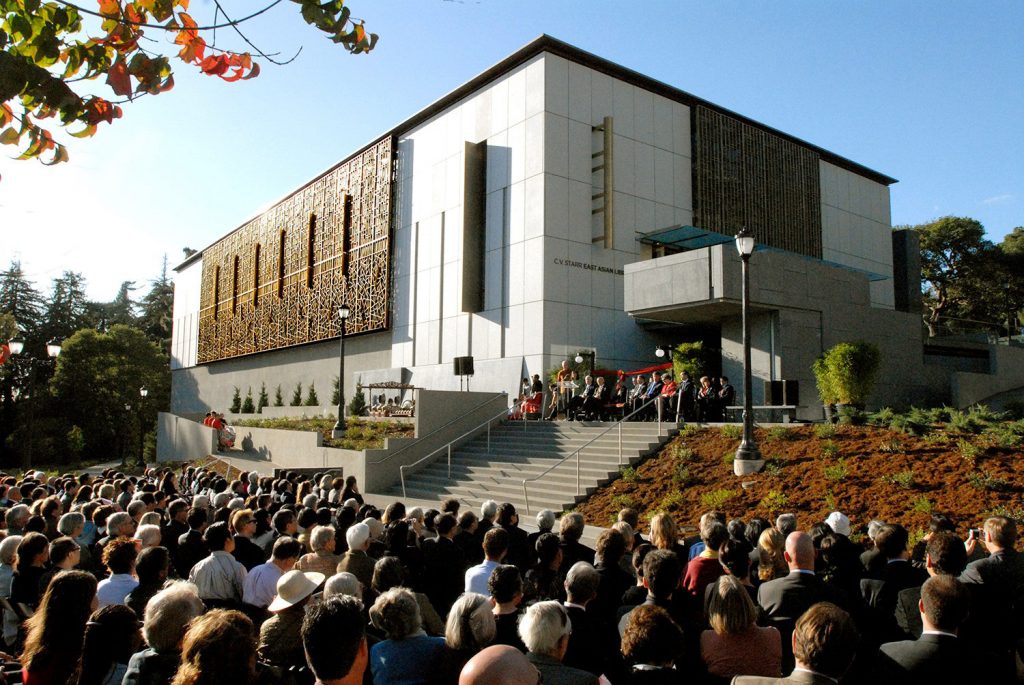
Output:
top-left (7, 337), bottom-right (62, 471)
top-left (138, 386), bottom-right (148, 466)
top-left (332, 304), bottom-right (351, 439)
top-left (733, 228), bottom-right (764, 475)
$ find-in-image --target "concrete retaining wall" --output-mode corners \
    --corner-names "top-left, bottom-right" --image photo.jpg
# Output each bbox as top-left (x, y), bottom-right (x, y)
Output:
top-left (156, 413), bottom-right (217, 463)
top-left (952, 345), bottom-right (1024, 408)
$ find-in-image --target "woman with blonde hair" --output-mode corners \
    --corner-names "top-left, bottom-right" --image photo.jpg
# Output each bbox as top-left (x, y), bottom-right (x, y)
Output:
top-left (170, 609), bottom-right (257, 685)
top-left (648, 513), bottom-right (687, 560)
top-left (757, 528), bottom-right (788, 584)
top-left (700, 575), bottom-right (781, 678)
top-left (437, 592), bottom-right (496, 685)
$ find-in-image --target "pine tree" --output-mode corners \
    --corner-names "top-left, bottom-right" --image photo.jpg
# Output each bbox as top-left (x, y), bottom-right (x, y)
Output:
top-left (138, 256), bottom-right (174, 352)
top-left (43, 271), bottom-right (91, 342)
top-left (0, 260), bottom-right (46, 337)
top-left (347, 383), bottom-right (368, 417)
top-left (257, 383), bottom-right (269, 413)
top-left (331, 376), bottom-right (340, 405)
top-left (105, 281), bottom-right (138, 328)
top-left (304, 383), bottom-right (319, 406)
top-left (274, 385), bottom-right (284, 407)
top-left (229, 387), bottom-right (241, 413)
top-left (241, 387), bottom-right (255, 413)
top-left (290, 383), bottom-right (303, 406)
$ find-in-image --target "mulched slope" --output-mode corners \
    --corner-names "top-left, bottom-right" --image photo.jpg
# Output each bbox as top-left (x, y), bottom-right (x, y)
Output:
top-left (574, 425), bottom-right (1023, 536)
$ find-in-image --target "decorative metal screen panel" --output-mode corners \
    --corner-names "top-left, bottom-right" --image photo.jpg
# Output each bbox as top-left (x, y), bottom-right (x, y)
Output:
top-left (197, 137), bottom-right (394, 363)
top-left (692, 107), bottom-right (822, 259)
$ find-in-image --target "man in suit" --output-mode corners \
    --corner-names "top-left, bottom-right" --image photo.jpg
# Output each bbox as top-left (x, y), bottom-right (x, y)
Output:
top-left (421, 513), bottom-right (467, 617)
top-left (860, 524), bottom-right (928, 646)
top-left (876, 575), bottom-right (990, 683)
top-left (734, 601), bottom-right (858, 685)
top-left (628, 375), bottom-right (647, 414)
top-left (677, 371), bottom-right (697, 421)
top-left (561, 562), bottom-right (607, 678)
top-left (520, 601), bottom-right (598, 685)
top-left (758, 532), bottom-right (837, 672)
top-left (639, 371), bottom-right (664, 420)
top-left (894, 531), bottom-right (967, 639)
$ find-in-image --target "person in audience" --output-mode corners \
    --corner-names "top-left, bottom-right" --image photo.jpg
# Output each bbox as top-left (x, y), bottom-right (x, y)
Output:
top-left (258, 568), bottom-right (324, 669)
top-left (454, 512), bottom-right (481, 565)
top-left (302, 595), bottom-right (368, 685)
top-left (877, 575), bottom-right (988, 682)
top-left (174, 508), bottom-right (208, 579)
top-left (135, 524), bottom-right (163, 550)
top-left (488, 565), bottom-right (526, 652)
top-left (0, 534), bottom-right (22, 647)
top-left (96, 537), bottom-right (139, 608)
top-left (373, 555), bottom-right (444, 636)
top-left (77, 604), bottom-right (143, 685)
top-left (458, 644), bottom-right (539, 685)
top-left (757, 532), bottom-right (837, 673)
top-left (187, 521), bottom-right (246, 607)
top-left (519, 601), bottom-right (598, 685)
top-left (701, 575), bottom-right (782, 679)
top-left (617, 549), bottom-right (681, 637)
top-left (229, 509), bottom-right (264, 571)
top-left (558, 513), bottom-right (595, 572)
top-left (525, 532), bottom-right (565, 603)
top-left (421, 512), bottom-right (466, 616)
top-left (20, 570), bottom-right (98, 685)
top-left (561, 562), bottom-right (604, 677)
top-left (734, 602), bottom-right (858, 685)
top-left (337, 522), bottom-right (375, 595)
top-left (169, 609), bottom-right (257, 685)
top-left (126, 546), bottom-right (171, 618)
top-left (465, 528), bottom-right (509, 597)
top-left (438, 592), bottom-right (496, 685)
top-left (682, 519), bottom-right (728, 606)
top-left (11, 532), bottom-right (50, 608)
top-left (368, 587), bottom-right (446, 685)
top-left (497, 503), bottom-right (531, 572)
top-left (592, 529), bottom-right (632, 623)
top-left (859, 523), bottom-right (927, 645)
top-left (123, 582), bottom-right (205, 685)
top-left (648, 513), bottom-right (688, 560)
top-left (894, 531), bottom-right (967, 640)
top-left (242, 536), bottom-right (301, 613)
top-left (620, 605), bottom-right (683, 684)
top-left (37, 535), bottom-right (80, 594)
top-left (860, 519), bottom-right (888, 578)
top-left (757, 528), bottom-right (788, 585)
top-left (296, 525), bottom-right (343, 577)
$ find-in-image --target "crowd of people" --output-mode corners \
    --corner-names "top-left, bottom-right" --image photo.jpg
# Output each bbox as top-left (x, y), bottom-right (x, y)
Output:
top-left (514, 361), bottom-right (738, 423)
top-left (0, 464), bottom-right (1019, 684)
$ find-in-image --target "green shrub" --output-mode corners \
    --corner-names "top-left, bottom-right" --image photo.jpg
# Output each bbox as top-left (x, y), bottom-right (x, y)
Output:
top-left (820, 341), bottom-right (881, 407)
top-left (229, 387), bottom-right (242, 413)
top-left (722, 451), bottom-right (736, 466)
top-left (672, 462), bottom-right (693, 486)
top-left (700, 488), bottom-right (736, 510)
top-left (838, 406), bottom-right (868, 425)
top-left (719, 425), bottom-right (743, 440)
top-left (812, 356), bottom-right (839, 406)
top-left (985, 426), bottom-right (1021, 449)
top-left (611, 494), bottom-right (637, 510)
top-left (968, 404), bottom-right (1006, 424)
top-left (304, 383), bottom-right (320, 407)
top-left (348, 384), bottom-right (368, 417)
top-left (947, 410), bottom-right (984, 434)
top-left (762, 459), bottom-right (783, 478)
top-left (671, 341), bottom-right (706, 382)
top-left (620, 466), bottom-right (638, 483)
top-left (821, 441), bottom-right (839, 460)
top-left (890, 411), bottom-right (930, 436)
top-left (987, 504), bottom-right (1024, 523)
top-left (273, 385), bottom-right (284, 407)
top-left (824, 489), bottom-right (837, 512)
top-left (908, 528), bottom-right (927, 552)
top-left (823, 459), bottom-right (848, 482)
top-left (868, 407), bottom-right (897, 426)
top-left (675, 447), bottom-right (696, 461)
top-left (257, 383), bottom-right (269, 413)
top-left (958, 439), bottom-right (982, 466)
top-left (290, 383), bottom-right (303, 407)
top-left (882, 469), bottom-right (915, 489)
top-left (968, 470), bottom-right (1010, 492)
top-left (657, 492), bottom-right (686, 512)
top-left (922, 431), bottom-right (950, 445)
top-left (878, 438), bottom-right (905, 454)
top-left (765, 426), bottom-right (793, 442)
top-left (759, 490), bottom-right (789, 518)
top-left (678, 424), bottom-right (703, 437)
top-left (911, 496), bottom-right (933, 515)
top-left (814, 423), bottom-right (837, 439)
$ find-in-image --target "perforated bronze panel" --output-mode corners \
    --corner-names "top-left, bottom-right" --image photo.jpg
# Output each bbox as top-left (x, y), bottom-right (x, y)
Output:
top-left (197, 137), bottom-right (394, 363)
top-left (692, 106), bottom-right (822, 259)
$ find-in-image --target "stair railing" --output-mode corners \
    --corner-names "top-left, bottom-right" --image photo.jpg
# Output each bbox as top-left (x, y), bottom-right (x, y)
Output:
top-left (521, 397), bottom-right (672, 515)
top-left (399, 406), bottom-right (520, 498)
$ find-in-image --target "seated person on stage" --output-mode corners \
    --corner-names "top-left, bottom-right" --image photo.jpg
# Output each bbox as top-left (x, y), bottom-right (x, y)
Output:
top-left (628, 375), bottom-right (647, 414)
top-left (655, 374), bottom-right (678, 421)
top-left (696, 376), bottom-right (716, 422)
top-left (567, 375), bottom-right (595, 421)
top-left (581, 376), bottom-right (608, 421)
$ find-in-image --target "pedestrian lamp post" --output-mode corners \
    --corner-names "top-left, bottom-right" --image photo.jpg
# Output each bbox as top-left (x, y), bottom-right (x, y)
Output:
top-left (7, 337), bottom-right (62, 471)
top-left (733, 228), bottom-right (764, 475)
top-left (332, 304), bottom-right (351, 439)
top-left (138, 386), bottom-right (148, 466)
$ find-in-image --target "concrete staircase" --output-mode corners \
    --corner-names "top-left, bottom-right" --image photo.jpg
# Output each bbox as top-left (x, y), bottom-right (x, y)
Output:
top-left (385, 420), bottom-right (678, 515)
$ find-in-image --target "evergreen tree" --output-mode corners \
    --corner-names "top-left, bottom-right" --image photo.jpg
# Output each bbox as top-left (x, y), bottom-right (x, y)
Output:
top-left (274, 385), bottom-right (284, 407)
top-left (106, 281), bottom-right (139, 327)
top-left (229, 387), bottom-right (241, 413)
top-left (290, 383), bottom-right (302, 406)
top-left (241, 387), bottom-right (255, 413)
top-left (304, 383), bottom-right (319, 406)
top-left (42, 271), bottom-right (91, 342)
top-left (348, 383), bottom-right (367, 417)
top-left (0, 260), bottom-right (46, 337)
top-left (257, 383), bottom-right (269, 413)
top-left (331, 376), bottom-right (340, 405)
top-left (138, 256), bottom-right (174, 351)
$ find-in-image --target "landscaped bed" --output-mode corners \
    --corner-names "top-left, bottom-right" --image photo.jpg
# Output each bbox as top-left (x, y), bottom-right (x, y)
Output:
top-left (232, 417), bottom-right (415, 451)
top-left (574, 409), bottom-right (1023, 541)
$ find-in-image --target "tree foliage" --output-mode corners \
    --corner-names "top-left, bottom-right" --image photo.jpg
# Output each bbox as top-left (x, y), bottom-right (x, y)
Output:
top-left (910, 217), bottom-right (1024, 337)
top-left (48, 324), bottom-right (168, 461)
top-left (1, 0), bottom-right (376, 169)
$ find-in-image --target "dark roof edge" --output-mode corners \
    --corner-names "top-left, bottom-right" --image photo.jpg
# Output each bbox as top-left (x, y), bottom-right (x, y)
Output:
top-left (176, 34), bottom-right (897, 272)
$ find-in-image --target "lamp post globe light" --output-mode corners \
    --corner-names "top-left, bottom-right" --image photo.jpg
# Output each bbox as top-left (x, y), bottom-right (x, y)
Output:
top-left (734, 227), bottom-right (764, 475)
top-left (332, 304), bottom-right (351, 440)
top-left (6, 336), bottom-right (61, 470)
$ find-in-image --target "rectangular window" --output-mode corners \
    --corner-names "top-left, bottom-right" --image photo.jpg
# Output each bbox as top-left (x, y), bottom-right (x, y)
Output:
top-left (277, 230), bottom-right (286, 298)
top-left (307, 214), bottom-right (316, 289)
top-left (253, 244), bottom-right (261, 307)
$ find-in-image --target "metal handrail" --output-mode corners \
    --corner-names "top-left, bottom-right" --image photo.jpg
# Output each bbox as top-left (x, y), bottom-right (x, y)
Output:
top-left (399, 406), bottom-right (519, 498)
top-left (521, 395), bottom-right (673, 515)
top-left (370, 393), bottom-right (507, 464)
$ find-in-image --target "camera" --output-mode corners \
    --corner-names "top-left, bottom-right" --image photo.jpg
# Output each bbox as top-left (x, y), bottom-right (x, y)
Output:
top-left (969, 527), bottom-right (983, 539)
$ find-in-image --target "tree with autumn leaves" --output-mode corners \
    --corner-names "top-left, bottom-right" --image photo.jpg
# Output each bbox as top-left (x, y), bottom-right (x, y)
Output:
top-left (0, 0), bottom-right (376, 165)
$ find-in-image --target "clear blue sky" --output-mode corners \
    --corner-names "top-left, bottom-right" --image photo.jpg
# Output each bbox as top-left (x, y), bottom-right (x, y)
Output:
top-left (1, 0), bottom-right (1021, 300)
